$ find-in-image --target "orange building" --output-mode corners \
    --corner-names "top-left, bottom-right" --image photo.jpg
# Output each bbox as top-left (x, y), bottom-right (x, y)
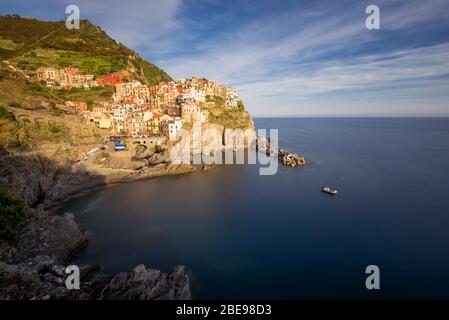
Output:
top-left (96, 73), bottom-right (125, 85)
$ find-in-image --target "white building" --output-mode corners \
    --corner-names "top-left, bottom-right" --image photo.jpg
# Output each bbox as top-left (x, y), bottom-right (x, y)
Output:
top-left (143, 110), bottom-right (153, 122)
top-left (226, 98), bottom-right (239, 108)
top-left (168, 117), bottom-right (184, 141)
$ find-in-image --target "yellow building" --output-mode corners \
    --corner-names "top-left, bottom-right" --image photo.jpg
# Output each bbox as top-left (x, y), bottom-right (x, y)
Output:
top-left (150, 114), bottom-right (162, 134)
top-left (36, 67), bottom-right (59, 81)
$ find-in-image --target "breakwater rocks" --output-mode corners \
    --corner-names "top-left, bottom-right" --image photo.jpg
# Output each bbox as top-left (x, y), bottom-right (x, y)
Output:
top-left (277, 149), bottom-right (307, 167)
top-left (257, 137), bottom-right (307, 167)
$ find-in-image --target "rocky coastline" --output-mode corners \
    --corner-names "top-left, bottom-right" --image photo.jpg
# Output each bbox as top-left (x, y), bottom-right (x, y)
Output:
top-left (257, 136), bottom-right (308, 167)
top-left (0, 115), bottom-right (307, 300)
top-left (0, 143), bottom-right (195, 300)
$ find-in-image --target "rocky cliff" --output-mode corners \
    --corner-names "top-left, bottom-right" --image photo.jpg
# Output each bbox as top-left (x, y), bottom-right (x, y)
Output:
top-left (0, 149), bottom-right (193, 300)
top-left (174, 122), bottom-right (257, 155)
top-left (0, 107), bottom-right (194, 300)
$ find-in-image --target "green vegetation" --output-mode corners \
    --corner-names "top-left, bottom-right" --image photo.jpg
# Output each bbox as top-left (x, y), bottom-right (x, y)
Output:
top-left (206, 95), bottom-right (225, 107)
top-left (0, 37), bottom-right (20, 50)
top-left (237, 100), bottom-right (245, 112)
top-left (46, 122), bottom-right (62, 135)
top-left (52, 85), bottom-right (114, 106)
top-left (0, 62), bottom-right (63, 108)
top-left (0, 64), bottom-right (113, 111)
top-left (27, 121), bottom-right (70, 143)
top-left (0, 15), bottom-right (172, 85)
top-left (140, 58), bottom-right (173, 85)
top-left (0, 106), bottom-right (20, 148)
top-left (25, 80), bottom-right (54, 99)
top-left (51, 108), bottom-right (63, 116)
top-left (0, 106), bottom-right (71, 148)
top-left (0, 105), bottom-right (15, 121)
top-left (208, 108), bottom-right (253, 129)
top-left (203, 95), bottom-right (253, 129)
top-left (0, 187), bottom-right (26, 243)
top-left (16, 48), bottom-right (126, 77)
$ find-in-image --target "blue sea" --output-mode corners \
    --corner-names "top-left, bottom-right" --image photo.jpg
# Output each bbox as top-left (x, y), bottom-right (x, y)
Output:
top-left (61, 118), bottom-right (449, 299)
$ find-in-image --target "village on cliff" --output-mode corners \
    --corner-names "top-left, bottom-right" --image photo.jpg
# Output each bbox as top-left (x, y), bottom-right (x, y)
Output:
top-left (35, 67), bottom-right (241, 141)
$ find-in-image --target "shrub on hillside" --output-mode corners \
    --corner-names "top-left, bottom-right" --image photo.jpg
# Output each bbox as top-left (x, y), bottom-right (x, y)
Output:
top-left (7, 101), bottom-right (21, 108)
top-left (51, 108), bottom-right (63, 116)
top-left (0, 105), bottom-right (15, 121)
top-left (237, 100), bottom-right (245, 112)
top-left (0, 187), bottom-right (26, 243)
top-left (47, 123), bottom-right (62, 135)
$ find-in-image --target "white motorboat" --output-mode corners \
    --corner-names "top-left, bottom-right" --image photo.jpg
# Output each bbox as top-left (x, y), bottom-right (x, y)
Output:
top-left (321, 186), bottom-right (338, 195)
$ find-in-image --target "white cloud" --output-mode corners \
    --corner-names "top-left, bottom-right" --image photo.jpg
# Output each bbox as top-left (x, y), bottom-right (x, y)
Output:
top-left (239, 43), bottom-right (449, 97)
top-left (156, 0), bottom-right (449, 116)
top-left (236, 43), bottom-right (449, 116)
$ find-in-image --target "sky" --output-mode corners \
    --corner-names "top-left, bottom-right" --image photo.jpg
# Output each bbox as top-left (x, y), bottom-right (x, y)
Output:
top-left (1, 0), bottom-right (449, 117)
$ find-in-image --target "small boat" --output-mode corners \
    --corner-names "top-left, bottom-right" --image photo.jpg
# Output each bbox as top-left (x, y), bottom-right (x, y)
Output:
top-left (321, 186), bottom-right (338, 195)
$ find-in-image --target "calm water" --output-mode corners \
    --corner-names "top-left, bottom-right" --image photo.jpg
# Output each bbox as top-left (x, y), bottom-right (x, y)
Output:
top-left (62, 118), bottom-right (449, 299)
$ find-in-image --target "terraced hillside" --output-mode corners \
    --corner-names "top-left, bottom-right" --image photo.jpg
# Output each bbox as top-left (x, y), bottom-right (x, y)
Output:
top-left (0, 15), bottom-right (172, 85)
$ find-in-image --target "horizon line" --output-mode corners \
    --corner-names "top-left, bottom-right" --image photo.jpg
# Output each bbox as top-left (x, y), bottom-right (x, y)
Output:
top-left (252, 114), bottom-right (449, 118)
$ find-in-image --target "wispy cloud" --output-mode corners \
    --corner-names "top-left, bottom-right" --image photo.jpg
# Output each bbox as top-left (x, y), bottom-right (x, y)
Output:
top-left (2, 0), bottom-right (449, 116)
top-left (239, 43), bottom-right (449, 97)
top-left (154, 0), bottom-right (449, 116)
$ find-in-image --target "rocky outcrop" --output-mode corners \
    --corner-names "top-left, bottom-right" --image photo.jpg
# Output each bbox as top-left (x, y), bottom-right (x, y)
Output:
top-left (16, 211), bottom-right (87, 264)
top-left (257, 137), bottom-right (308, 167)
top-left (0, 207), bottom-right (191, 300)
top-left (0, 261), bottom-right (191, 300)
top-left (0, 148), bottom-right (106, 208)
top-left (0, 209), bottom-right (82, 265)
top-left (278, 149), bottom-right (307, 167)
top-left (99, 265), bottom-right (191, 300)
top-left (145, 152), bottom-right (168, 165)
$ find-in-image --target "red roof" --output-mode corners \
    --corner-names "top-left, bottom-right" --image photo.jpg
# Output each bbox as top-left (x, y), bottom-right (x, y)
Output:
top-left (96, 73), bottom-right (125, 85)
